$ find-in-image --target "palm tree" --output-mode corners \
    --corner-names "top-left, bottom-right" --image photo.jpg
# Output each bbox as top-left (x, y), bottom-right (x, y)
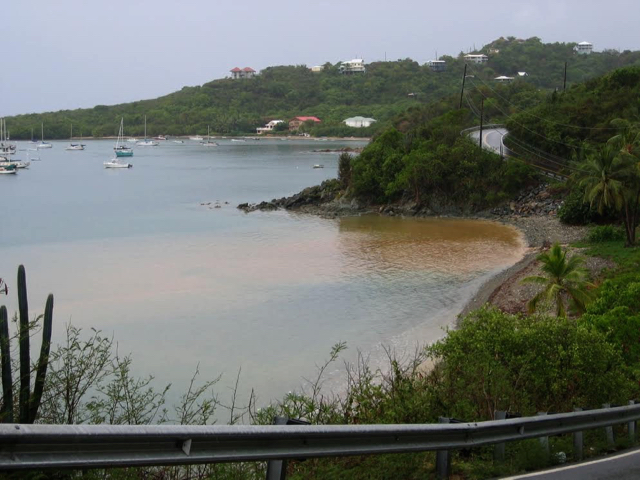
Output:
top-left (574, 142), bottom-right (639, 246)
top-left (522, 243), bottom-right (594, 317)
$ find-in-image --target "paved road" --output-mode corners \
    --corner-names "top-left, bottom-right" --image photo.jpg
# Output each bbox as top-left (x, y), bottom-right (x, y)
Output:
top-left (502, 447), bottom-right (640, 480)
top-left (468, 127), bottom-right (508, 156)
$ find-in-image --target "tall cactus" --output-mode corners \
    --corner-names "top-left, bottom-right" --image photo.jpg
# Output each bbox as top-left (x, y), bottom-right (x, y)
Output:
top-left (0, 305), bottom-right (12, 423)
top-left (0, 265), bottom-right (54, 424)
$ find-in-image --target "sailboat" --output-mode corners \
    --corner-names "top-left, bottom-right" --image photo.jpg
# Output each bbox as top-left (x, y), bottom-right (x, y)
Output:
top-left (28, 128), bottom-right (38, 145)
top-left (0, 119), bottom-right (17, 156)
top-left (114, 118), bottom-right (133, 157)
top-left (65, 124), bottom-right (85, 150)
top-left (200, 126), bottom-right (218, 147)
top-left (136, 116), bottom-right (159, 146)
top-left (37, 123), bottom-right (52, 149)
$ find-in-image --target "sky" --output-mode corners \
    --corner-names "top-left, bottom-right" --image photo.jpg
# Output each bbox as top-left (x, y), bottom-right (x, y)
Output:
top-left (2, 0), bottom-right (639, 117)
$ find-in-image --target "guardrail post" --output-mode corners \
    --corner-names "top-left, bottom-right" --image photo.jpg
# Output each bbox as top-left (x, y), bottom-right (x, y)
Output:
top-left (629, 401), bottom-right (637, 443)
top-left (436, 417), bottom-right (451, 479)
top-left (573, 408), bottom-right (583, 461)
top-left (494, 411), bottom-right (506, 462)
top-left (537, 412), bottom-right (549, 457)
top-left (266, 416), bottom-right (289, 480)
top-left (603, 404), bottom-right (615, 449)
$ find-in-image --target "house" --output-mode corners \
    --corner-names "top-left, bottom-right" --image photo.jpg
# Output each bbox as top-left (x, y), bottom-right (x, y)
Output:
top-left (339, 59), bottom-right (366, 74)
top-left (494, 75), bottom-right (514, 83)
top-left (343, 116), bottom-right (376, 128)
top-left (464, 54), bottom-right (489, 64)
top-left (289, 116), bottom-right (321, 131)
top-left (517, 72), bottom-right (528, 77)
top-left (230, 67), bottom-right (256, 79)
top-left (426, 60), bottom-right (446, 72)
top-left (310, 65), bottom-right (324, 73)
top-left (488, 48), bottom-right (500, 54)
top-left (576, 41), bottom-right (593, 55)
top-left (256, 120), bottom-right (284, 135)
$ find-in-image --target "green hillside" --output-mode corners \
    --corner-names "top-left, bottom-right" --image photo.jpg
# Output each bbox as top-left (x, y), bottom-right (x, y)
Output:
top-left (5, 37), bottom-right (640, 139)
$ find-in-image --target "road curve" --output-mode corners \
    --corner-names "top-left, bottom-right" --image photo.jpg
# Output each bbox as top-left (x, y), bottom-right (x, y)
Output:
top-left (468, 127), bottom-right (508, 156)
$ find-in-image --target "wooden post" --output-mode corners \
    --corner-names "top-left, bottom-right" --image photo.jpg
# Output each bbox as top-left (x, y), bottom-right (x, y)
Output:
top-left (537, 412), bottom-right (549, 457)
top-left (603, 404), bottom-right (615, 449)
top-left (494, 411), bottom-right (506, 462)
top-left (629, 401), bottom-right (637, 443)
top-left (436, 417), bottom-right (451, 479)
top-left (573, 408), bottom-right (583, 461)
top-left (266, 416), bottom-right (289, 480)
top-left (459, 64), bottom-right (467, 109)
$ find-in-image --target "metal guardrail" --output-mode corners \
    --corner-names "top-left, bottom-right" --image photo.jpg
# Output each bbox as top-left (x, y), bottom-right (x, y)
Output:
top-left (459, 124), bottom-right (506, 136)
top-left (0, 403), bottom-right (639, 472)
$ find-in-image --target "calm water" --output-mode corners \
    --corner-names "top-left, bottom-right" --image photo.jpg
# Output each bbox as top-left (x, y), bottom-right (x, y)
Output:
top-left (0, 138), bottom-right (524, 409)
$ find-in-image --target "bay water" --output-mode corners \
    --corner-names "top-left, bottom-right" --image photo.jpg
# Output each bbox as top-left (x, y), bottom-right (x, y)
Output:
top-left (0, 138), bottom-right (524, 414)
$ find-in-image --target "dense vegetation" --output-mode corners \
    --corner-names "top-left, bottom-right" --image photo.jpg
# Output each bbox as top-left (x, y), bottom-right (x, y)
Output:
top-left (5, 37), bottom-right (640, 139)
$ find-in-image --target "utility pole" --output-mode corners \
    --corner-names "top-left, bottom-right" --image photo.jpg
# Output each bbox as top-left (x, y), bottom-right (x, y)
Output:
top-left (459, 64), bottom-right (467, 109)
top-left (563, 62), bottom-right (567, 91)
top-left (479, 97), bottom-right (484, 149)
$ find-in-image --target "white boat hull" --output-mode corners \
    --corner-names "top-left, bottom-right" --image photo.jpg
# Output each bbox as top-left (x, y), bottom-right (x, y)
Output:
top-left (104, 159), bottom-right (132, 168)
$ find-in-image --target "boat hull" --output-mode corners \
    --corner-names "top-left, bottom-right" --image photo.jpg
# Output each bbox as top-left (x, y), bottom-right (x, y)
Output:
top-left (115, 150), bottom-right (134, 157)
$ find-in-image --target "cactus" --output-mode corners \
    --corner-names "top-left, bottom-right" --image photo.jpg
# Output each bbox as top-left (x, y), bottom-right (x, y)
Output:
top-left (0, 305), bottom-right (12, 423)
top-left (0, 265), bottom-right (54, 424)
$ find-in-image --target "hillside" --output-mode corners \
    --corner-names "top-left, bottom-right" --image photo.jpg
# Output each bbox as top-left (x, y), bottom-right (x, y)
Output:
top-left (5, 37), bottom-right (640, 139)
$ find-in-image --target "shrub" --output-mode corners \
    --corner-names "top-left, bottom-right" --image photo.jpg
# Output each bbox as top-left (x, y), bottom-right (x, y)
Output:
top-left (558, 187), bottom-right (599, 225)
top-left (588, 225), bottom-right (625, 242)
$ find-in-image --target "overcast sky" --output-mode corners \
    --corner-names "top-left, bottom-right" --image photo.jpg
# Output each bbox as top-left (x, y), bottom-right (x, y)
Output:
top-left (2, 0), bottom-right (639, 117)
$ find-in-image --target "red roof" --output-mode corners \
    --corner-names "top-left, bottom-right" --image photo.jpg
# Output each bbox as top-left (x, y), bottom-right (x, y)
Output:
top-left (230, 67), bottom-right (242, 72)
top-left (243, 67), bottom-right (256, 72)
top-left (293, 116), bottom-right (321, 123)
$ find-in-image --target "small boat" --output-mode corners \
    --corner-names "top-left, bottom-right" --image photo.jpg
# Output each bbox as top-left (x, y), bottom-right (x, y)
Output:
top-left (153, 135), bottom-right (168, 141)
top-left (0, 156), bottom-right (30, 169)
top-left (126, 137), bottom-right (138, 143)
top-left (104, 158), bottom-right (132, 169)
top-left (173, 140), bottom-right (184, 144)
top-left (313, 164), bottom-right (324, 169)
top-left (189, 135), bottom-right (203, 141)
top-left (37, 123), bottom-right (53, 149)
top-left (200, 126), bottom-right (218, 147)
top-left (0, 163), bottom-right (17, 174)
top-left (136, 115), bottom-right (159, 146)
top-left (231, 139), bottom-right (245, 143)
top-left (0, 119), bottom-right (17, 155)
top-left (65, 124), bottom-right (85, 150)
top-left (114, 118), bottom-right (134, 157)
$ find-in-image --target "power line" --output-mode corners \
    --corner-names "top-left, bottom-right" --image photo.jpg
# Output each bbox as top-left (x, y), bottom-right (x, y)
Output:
top-left (465, 63), bottom-right (621, 131)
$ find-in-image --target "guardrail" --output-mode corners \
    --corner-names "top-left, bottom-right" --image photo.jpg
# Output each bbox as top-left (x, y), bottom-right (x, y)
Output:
top-left (459, 124), bottom-right (506, 136)
top-left (0, 403), bottom-right (639, 478)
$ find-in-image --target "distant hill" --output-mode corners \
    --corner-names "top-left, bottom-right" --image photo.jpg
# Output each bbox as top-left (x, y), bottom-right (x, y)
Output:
top-left (5, 37), bottom-right (640, 139)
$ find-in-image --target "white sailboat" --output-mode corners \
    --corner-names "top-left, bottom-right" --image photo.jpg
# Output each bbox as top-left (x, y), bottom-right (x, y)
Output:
top-left (114, 118), bottom-right (134, 157)
top-left (200, 126), bottom-right (218, 147)
top-left (136, 116), bottom-right (159, 146)
top-left (0, 119), bottom-right (17, 156)
top-left (65, 124), bottom-right (85, 150)
top-left (37, 123), bottom-right (52, 149)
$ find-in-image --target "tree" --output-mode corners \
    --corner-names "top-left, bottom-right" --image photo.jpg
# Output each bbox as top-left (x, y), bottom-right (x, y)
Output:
top-left (522, 243), bottom-right (594, 317)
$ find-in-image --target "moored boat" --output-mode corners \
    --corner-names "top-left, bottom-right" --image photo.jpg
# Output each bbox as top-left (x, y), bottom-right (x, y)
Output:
top-left (104, 158), bottom-right (132, 168)
top-left (114, 118), bottom-right (134, 157)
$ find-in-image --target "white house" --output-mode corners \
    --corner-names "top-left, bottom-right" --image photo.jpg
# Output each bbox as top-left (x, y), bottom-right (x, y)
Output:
top-left (310, 65), bottom-right (324, 73)
top-left (464, 54), bottom-right (489, 64)
top-left (343, 116), bottom-right (376, 128)
top-left (494, 76), bottom-right (514, 83)
top-left (517, 72), bottom-right (528, 77)
top-left (426, 60), bottom-right (446, 72)
top-left (339, 59), bottom-right (366, 74)
top-left (256, 120), bottom-right (284, 134)
top-left (576, 41), bottom-right (593, 55)
top-left (230, 67), bottom-right (256, 79)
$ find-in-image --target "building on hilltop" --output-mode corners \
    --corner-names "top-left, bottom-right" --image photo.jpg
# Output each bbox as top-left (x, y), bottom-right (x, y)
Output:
top-left (343, 116), bottom-right (376, 128)
top-left (576, 41), bottom-right (593, 55)
top-left (230, 67), bottom-right (256, 79)
top-left (289, 116), bottom-right (321, 132)
top-left (494, 75), bottom-right (514, 83)
top-left (256, 120), bottom-right (284, 135)
top-left (426, 60), bottom-right (446, 72)
top-left (339, 59), bottom-right (366, 74)
top-left (464, 54), bottom-right (488, 64)
top-left (310, 65), bottom-right (324, 73)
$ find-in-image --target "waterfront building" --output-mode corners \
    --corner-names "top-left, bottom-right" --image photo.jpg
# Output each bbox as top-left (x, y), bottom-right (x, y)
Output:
top-left (339, 59), bottom-right (366, 74)
top-left (576, 41), bottom-right (593, 55)
top-left (256, 120), bottom-right (284, 135)
top-left (230, 67), bottom-right (256, 79)
top-left (426, 60), bottom-right (446, 72)
top-left (343, 116), bottom-right (377, 128)
top-left (289, 116), bottom-right (321, 131)
top-left (464, 54), bottom-right (489, 64)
